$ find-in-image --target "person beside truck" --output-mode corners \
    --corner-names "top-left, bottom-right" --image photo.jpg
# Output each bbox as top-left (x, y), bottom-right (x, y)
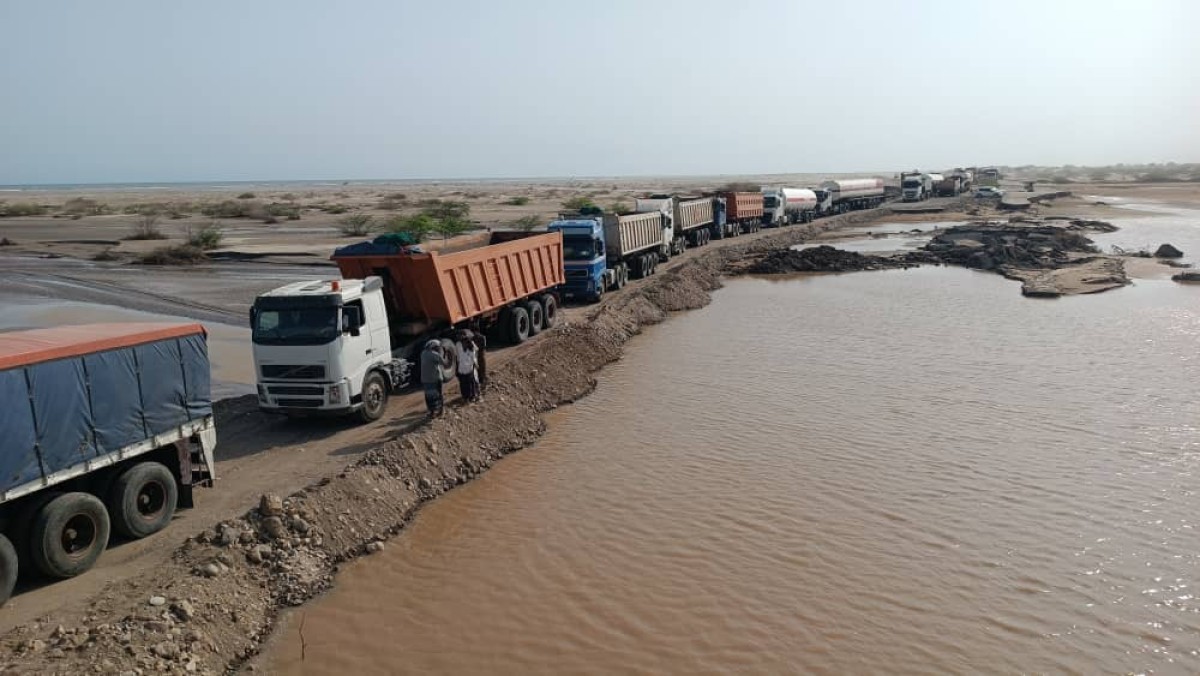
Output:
top-left (455, 333), bottom-right (480, 403)
top-left (420, 340), bottom-right (447, 418)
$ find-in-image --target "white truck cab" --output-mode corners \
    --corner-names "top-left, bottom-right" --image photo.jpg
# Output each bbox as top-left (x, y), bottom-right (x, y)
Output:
top-left (251, 277), bottom-right (408, 422)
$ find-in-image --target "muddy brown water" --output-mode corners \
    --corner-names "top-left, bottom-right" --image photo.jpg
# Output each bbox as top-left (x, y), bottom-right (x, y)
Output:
top-left (261, 206), bottom-right (1199, 674)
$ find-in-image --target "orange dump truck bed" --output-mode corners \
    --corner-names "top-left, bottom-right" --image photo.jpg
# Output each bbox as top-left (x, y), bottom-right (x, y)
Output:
top-left (332, 231), bottom-right (564, 326)
top-left (720, 191), bottom-right (764, 221)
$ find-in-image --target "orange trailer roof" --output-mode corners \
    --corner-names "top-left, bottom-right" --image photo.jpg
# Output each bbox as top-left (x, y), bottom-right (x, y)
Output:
top-left (0, 323), bottom-right (206, 370)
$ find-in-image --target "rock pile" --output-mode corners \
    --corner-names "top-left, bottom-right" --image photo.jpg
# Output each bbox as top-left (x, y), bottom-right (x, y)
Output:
top-left (1155, 243), bottom-right (1184, 258)
top-left (748, 245), bottom-right (916, 274)
top-left (914, 224), bottom-right (1100, 271)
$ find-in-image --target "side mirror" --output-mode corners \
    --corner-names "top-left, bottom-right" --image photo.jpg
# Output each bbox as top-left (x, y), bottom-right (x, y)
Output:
top-left (248, 307), bottom-right (258, 327)
top-left (342, 306), bottom-right (363, 336)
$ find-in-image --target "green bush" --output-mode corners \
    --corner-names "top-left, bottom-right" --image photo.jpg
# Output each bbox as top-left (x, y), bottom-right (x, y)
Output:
top-left (561, 196), bottom-right (597, 211)
top-left (384, 213), bottom-right (436, 242)
top-left (510, 215), bottom-right (542, 231)
top-left (421, 200), bottom-right (472, 241)
top-left (0, 202), bottom-right (49, 217)
top-left (237, 192), bottom-right (256, 199)
top-left (504, 196), bottom-right (531, 206)
top-left (607, 200), bottom-right (631, 214)
top-left (187, 223), bottom-right (223, 250)
top-left (337, 214), bottom-right (377, 236)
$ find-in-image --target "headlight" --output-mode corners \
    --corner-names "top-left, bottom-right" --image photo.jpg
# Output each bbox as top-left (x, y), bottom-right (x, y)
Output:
top-left (328, 384), bottom-right (342, 404)
top-left (257, 385), bottom-right (267, 403)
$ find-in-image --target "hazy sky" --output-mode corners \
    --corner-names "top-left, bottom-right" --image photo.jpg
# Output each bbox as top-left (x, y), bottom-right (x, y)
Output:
top-left (2, 0), bottom-right (1197, 184)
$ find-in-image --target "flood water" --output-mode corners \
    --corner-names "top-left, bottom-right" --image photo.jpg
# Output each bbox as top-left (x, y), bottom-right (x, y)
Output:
top-left (267, 207), bottom-right (1200, 674)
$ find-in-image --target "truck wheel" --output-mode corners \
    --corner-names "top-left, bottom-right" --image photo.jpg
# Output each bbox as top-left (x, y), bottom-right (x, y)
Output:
top-left (108, 462), bottom-right (178, 539)
top-left (0, 534), bottom-right (16, 606)
top-left (357, 371), bottom-right (388, 423)
top-left (540, 294), bottom-right (558, 328)
top-left (525, 300), bottom-right (545, 335)
top-left (508, 305), bottom-right (531, 343)
top-left (30, 492), bottom-right (110, 579)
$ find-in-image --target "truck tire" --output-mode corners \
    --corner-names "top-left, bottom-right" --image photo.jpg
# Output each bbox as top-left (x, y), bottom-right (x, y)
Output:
top-left (507, 305), bottom-right (531, 343)
top-left (108, 462), bottom-right (178, 539)
top-left (616, 265), bottom-right (628, 288)
top-left (525, 300), bottom-right (544, 335)
top-left (540, 294), bottom-right (558, 328)
top-left (357, 371), bottom-right (388, 423)
top-left (630, 256), bottom-right (645, 279)
top-left (0, 534), bottom-right (16, 606)
top-left (30, 492), bottom-right (110, 579)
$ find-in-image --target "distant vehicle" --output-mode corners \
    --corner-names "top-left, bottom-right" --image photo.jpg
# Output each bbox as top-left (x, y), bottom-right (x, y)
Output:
top-left (974, 187), bottom-right (1005, 198)
top-left (900, 172), bottom-right (935, 202)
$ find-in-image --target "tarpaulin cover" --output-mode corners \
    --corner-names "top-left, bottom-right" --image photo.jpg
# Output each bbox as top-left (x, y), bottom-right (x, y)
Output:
top-left (0, 324), bottom-right (211, 497)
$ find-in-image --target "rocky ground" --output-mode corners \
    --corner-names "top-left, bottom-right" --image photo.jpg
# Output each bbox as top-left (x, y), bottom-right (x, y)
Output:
top-left (747, 245), bottom-right (919, 274)
top-left (0, 203), bottom-right (885, 676)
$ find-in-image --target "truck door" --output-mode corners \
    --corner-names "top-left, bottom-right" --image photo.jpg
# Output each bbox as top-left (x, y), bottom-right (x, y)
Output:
top-left (341, 299), bottom-right (375, 373)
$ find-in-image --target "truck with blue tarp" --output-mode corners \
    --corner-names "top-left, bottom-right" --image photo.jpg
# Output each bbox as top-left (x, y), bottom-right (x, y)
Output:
top-left (0, 323), bottom-right (217, 605)
top-left (547, 209), bottom-right (670, 302)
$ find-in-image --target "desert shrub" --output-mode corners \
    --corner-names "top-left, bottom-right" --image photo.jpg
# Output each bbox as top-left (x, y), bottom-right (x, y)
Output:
top-left (421, 200), bottom-right (472, 241)
top-left (265, 202), bottom-right (300, 219)
top-left (0, 237), bottom-right (15, 246)
top-left (561, 196), bottom-right (597, 211)
top-left (504, 196), bottom-right (531, 206)
top-left (61, 197), bottom-right (110, 216)
top-left (1136, 171), bottom-right (1179, 183)
top-left (279, 193), bottom-right (297, 201)
top-left (378, 193), bottom-right (408, 210)
top-left (125, 213), bottom-right (167, 240)
top-left (237, 192), bottom-right (256, 199)
top-left (0, 202), bottom-right (48, 217)
top-left (1050, 175), bottom-right (1073, 184)
top-left (384, 213), bottom-right (436, 242)
top-left (187, 223), bottom-right (224, 250)
top-left (337, 214), bottom-right (377, 236)
top-left (510, 215), bottom-right (542, 231)
top-left (320, 203), bottom-right (349, 214)
top-left (137, 244), bottom-right (206, 265)
top-left (200, 200), bottom-right (245, 218)
top-left (92, 248), bottom-right (119, 261)
top-left (607, 200), bottom-right (631, 214)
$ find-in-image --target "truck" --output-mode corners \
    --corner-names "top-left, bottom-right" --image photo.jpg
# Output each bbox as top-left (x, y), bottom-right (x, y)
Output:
top-left (762, 188), bottom-right (818, 226)
top-left (718, 191), bottom-right (764, 234)
top-left (936, 175), bottom-right (963, 197)
top-left (815, 178), bottom-right (887, 214)
top-left (251, 232), bottom-right (565, 421)
top-left (634, 195), bottom-right (718, 250)
top-left (977, 167), bottom-right (1001, 186)
top-left (900, 172), bottom-right (935, 202)
top-left (547, 209), bottom-right (669, 302)
top-left (0, 323), bottom-right (217, 605)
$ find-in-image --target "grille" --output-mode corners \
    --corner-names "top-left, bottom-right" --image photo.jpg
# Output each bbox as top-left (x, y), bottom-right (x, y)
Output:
top-left (261, 364), bottom-right (325, 379)
top-left (267, 385), bottom-right (324, 396)
top-left (273, 398), bottom-right (325, 408)
top-left (566, 269), bottom-right (590, 279)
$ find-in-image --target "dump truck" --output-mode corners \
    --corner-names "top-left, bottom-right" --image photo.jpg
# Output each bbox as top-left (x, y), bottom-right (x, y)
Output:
top-left (547, 209), bottom-right (669, 302)
top-left (900, 173), bottom-right (934, 202)
top-left (0, 323), bottom-right (217, 605)
top-left (251, 232), bottom-right (564, 421)
top-left (815, 178), bottom-right (887, 214)
top-left (634, 195), bottom-right (718, 250)
top-left (936, 175), bottom-right (963, 196)
top-left (718, 191), bottom-right (765, 234)
top-left (762, 188), bottom-right (819, 226)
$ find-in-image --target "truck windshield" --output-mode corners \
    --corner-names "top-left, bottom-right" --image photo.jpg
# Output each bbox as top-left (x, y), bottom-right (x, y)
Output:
top-left (902, 179), bottom-right (921, 188)
top-left (763, 196), bottom-right (779, 208)
top-left (562, 235), bottom-right (598, 261)
top-left (253, 307), bottom-right (339, 345)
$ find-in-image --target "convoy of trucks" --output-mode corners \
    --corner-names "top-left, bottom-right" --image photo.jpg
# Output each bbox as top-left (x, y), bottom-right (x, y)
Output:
top-left (0, 323), bottom-right (217, 605)
top-left (251, 232), bottom-right (565, 420)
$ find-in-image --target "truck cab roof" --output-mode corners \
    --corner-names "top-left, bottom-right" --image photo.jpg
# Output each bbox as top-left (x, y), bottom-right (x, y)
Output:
top-left (256, 278), bottom-right (382, 306)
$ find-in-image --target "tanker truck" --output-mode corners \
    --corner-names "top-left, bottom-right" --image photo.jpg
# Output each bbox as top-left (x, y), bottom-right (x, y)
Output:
top-left (814, 178), bottom-right (886, 215)
top-left (547, 208), bottom-right (670, 302)
top-left (251, 231), bottom-right (565, 421)
top-left (762, 188), bottom-right (819, 226)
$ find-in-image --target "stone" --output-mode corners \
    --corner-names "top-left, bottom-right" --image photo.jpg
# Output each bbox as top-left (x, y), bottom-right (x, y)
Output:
top-left (1155, 243), bottom-right (1184, 258)
top-left (365, 541), bottom-right (385, 553)
top-left (216, 526), bottom-right (237, 547)
top-left (29, 639), bottom-right (46, 652)
top-left (262, 516), bottom-right (288, 541)
top-left (171, 600), bottom-right (196, 622)
top-left (199, 563), bottom-right (222, 578)
top-left (259, 494), bottom-right (284, 517)
top-left (154, 642), bottom-right (180, 660)
top-left (1173, 271), bottom-right (1200, 282)
top-left (418, 477), bottom-right (432, 490)
top-left (239, 530), bottom-right (257, 545)
top-left (290, 517), bottom-right (311, 535)
top-left (149, 596), bottom-right (167, 607)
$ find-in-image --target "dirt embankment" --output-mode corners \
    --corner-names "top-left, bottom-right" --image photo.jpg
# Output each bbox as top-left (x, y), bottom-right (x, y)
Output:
top-left (0, 209), bottom-right (880, 675)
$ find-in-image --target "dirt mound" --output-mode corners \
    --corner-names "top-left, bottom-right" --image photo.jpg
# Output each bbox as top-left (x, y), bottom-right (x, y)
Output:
top-left (917, 224), bottom-right (1100, 271)
top-left (1155, 243), bottom-right (1184, 258)
top-left (748, 245), bottom-right (914, 274)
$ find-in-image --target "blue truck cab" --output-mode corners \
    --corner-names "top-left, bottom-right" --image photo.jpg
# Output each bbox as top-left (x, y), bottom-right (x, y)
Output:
top-left (547, 215), bottom-right (609, 302)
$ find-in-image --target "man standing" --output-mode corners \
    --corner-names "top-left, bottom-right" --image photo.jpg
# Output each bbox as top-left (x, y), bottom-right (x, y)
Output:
top-left (420, 339), bottom-right (446, 418)
top-left (455, 332), bottom-right (479, 403)
top-left (470, 330), bottom-right (488, 394)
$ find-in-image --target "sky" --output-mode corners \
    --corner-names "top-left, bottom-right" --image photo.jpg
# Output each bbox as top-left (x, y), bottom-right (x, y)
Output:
top-left (1, 0), bottom-right (1198, 184)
